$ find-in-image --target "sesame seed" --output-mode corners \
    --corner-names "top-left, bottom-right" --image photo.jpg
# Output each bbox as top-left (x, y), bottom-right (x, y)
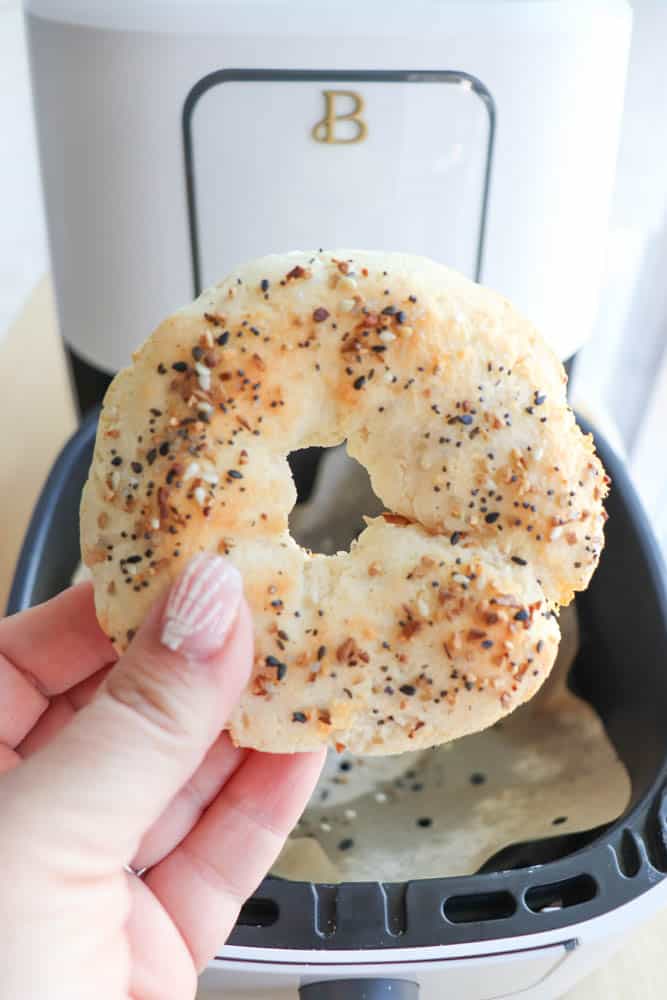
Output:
top-left (195, 362), bottom-right (211, 391)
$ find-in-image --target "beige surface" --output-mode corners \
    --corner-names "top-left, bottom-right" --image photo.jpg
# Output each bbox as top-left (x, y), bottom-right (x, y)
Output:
top-left (0, 277), bottom-right (76, 611)
top-left (1, 280), bottom-right (666, 999)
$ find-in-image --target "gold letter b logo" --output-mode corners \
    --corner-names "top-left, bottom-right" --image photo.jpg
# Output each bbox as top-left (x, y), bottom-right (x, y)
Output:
top-left (312, 90), bottom-right (368, 144)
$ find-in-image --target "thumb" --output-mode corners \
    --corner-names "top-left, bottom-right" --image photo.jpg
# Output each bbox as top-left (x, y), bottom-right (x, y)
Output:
top-left (15, 552), bottom-right (252, 870)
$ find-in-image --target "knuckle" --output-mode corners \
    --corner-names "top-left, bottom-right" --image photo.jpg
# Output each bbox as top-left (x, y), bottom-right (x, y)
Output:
top-left (104, 651), bottom-right (196, 740)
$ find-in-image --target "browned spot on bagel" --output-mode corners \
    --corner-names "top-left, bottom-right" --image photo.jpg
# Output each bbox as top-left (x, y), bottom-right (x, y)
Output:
top-left (84, 546), bottom-right (107, 566)
top-left (400, 619), bottom-right (421, 640)
top-left (336, 638), bottom-right (368, 665)
top-left (382, 512), bottom-right (413, 526)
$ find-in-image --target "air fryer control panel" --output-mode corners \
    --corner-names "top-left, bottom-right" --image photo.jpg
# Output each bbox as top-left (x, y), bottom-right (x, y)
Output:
top-left (184, 71), bottom-right (493, 295)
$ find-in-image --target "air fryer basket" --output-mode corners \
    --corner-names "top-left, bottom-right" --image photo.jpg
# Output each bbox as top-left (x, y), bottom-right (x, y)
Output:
top-left (8, 409), bottom-right (667, 955)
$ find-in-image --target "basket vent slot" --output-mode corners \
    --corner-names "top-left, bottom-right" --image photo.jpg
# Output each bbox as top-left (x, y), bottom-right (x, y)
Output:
top-left (313, 884), bottom-right (337, 938)
top-left (236, 897), bottom-right (279, 927)
top-left (617, 829), bottom-right (642, 878)
top-left (381, 883), bottom-right (407, 936)
top-left (525, 874), bottom-right (597, 914)
top-left (643, 797), bottom-right (667, 873)
top-left (443, 890), bottom-right (516, 924)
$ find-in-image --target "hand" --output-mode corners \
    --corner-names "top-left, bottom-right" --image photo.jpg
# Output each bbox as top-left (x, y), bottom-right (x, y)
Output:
top-left (0, 554), bottom-right (324, 1000)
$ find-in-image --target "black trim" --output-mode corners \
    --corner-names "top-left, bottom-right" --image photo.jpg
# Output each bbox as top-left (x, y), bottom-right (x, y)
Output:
top-left (182, 69), bottom-right (496, 296)
top-left (6, 407), bottom-right (101, 617)
top-left (65, 345), bottom-right (114, 417)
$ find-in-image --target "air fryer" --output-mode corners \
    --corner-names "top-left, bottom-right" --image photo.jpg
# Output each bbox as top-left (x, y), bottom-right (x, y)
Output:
top-left (8, 409), bottom-right (667, 999)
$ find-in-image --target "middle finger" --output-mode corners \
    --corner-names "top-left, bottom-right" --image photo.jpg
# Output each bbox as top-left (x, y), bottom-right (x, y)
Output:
top-left (132, 730), bottom-right (247, 870)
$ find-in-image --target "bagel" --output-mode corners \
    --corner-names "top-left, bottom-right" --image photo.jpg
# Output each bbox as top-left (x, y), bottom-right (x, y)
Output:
top-left (80, 250), bottom-right (608, 755)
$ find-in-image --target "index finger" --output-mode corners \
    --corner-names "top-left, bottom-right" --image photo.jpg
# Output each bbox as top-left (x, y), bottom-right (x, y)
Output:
top-left (0, 582), bottom-right (117, 695)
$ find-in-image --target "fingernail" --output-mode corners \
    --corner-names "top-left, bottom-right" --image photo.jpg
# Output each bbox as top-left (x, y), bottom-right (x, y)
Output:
top-left (160, 553), bottom-right (243, 659)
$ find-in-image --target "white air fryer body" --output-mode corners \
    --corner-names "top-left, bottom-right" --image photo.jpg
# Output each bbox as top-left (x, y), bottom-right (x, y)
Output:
top-left (199, 880), bottom-right (667, 999)
top-left (25, 2), bottom-right (636, 997)
top-left (26, 0), bottom-right (630, 376)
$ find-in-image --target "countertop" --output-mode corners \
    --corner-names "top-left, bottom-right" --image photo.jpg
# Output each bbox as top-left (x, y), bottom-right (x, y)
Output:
top-left (2, 279), bottom-right (667, 1000)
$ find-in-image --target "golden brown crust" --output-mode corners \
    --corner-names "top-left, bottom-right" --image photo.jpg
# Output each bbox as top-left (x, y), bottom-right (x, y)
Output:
top-left (80, 250), bottom-right (607, 754)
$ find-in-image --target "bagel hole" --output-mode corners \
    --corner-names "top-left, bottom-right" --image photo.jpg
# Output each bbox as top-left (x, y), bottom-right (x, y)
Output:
top-left (288, 445), bottom-right (384, 555)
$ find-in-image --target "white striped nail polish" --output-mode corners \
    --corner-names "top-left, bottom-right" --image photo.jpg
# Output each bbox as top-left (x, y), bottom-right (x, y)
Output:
top-left (160, 553), bottom-right (243, 658)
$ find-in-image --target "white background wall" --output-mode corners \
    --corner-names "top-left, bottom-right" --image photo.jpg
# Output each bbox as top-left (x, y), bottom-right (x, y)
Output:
top-left (0, 0), bottom-right (47, 338)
